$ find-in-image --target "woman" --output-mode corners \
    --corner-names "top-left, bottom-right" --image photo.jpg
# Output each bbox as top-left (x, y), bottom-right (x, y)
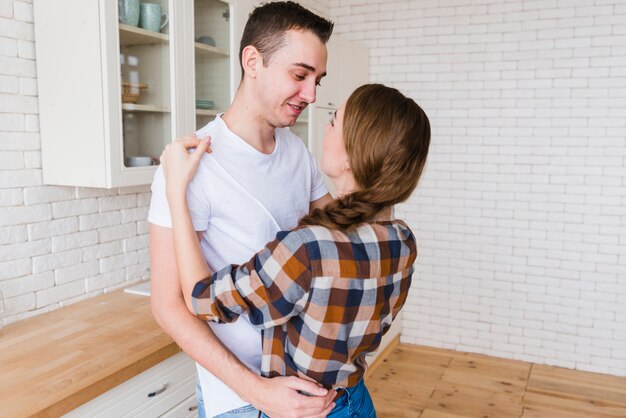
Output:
top-left (161, 84), bottom-right (431, 417)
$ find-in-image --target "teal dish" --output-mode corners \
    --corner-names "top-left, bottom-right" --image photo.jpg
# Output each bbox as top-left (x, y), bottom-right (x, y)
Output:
top-left (196, 36), bottom-right (216, 47)
top-left (196, 99), bottom-right (215, 110)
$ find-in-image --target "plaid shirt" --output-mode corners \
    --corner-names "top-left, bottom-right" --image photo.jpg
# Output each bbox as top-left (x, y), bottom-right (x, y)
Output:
top-left (192, 219), bottom-right (417, 388)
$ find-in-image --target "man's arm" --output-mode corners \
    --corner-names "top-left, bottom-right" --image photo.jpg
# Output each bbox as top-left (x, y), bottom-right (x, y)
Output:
top-left (310, 193), bottom-right (333, 212)
top-left (150, 224), bottom-right (335, 418)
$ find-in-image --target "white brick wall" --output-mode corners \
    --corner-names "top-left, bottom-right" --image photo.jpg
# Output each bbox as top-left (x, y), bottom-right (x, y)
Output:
top-left (0, 0), bottom-right (331, 323)
top-left (0, 0), bottom-right (149, 324)
top-left (330, 0), bottom-right (626, 376)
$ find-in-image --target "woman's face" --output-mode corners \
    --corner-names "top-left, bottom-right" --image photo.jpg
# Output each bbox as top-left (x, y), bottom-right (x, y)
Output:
top-left (320, 102), bottom-right (349, 180)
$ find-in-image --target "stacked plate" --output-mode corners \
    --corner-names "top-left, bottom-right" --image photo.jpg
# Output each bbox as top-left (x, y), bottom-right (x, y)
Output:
top-left (196, 99), bottom-right (215, 110)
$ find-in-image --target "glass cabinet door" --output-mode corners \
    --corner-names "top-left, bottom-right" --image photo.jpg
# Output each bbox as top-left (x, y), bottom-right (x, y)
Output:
top-left (118, 0), bottom-right (172, 168)
top-left (194, 0), bottom-right (231, 130)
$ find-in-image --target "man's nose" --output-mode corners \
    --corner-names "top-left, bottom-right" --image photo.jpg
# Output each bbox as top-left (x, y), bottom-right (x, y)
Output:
top-left (300, 79), bottom-right (317, 104)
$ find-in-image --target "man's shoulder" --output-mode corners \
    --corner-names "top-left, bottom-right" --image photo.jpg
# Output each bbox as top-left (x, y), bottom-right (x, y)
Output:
top-left (196, 118), bottom-right (222, 138)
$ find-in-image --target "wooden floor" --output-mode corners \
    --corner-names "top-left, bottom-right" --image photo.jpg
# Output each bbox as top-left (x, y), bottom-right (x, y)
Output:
top-left (366, 343), bottom-right (626, 418)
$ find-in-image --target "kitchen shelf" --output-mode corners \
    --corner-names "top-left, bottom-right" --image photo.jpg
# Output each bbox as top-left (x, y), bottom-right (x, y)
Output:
top-left (122, 103), bottom-right (170, 113)
top-left (195, 42), bottom-right (229, 57)
top-left (34, 0), bottom-right (241, 188)
top-left (119, 24), bottom-right (169, 46)
top-left (196, 109), bottom-right (219, 116)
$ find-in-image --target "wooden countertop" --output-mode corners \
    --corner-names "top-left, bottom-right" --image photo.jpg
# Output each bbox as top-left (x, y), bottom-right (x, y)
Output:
top-left (0, 289), bottom-right (179, 418)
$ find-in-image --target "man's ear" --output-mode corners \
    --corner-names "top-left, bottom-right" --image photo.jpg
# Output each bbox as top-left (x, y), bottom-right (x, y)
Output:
top-left (241, 45), bottom-right (261, 79)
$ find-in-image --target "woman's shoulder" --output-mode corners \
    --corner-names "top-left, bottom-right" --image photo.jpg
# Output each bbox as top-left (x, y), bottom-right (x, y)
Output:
top-left (278, 224), bottom-right (333, 245)
top-left (359, 220), bottom-right (416, 250)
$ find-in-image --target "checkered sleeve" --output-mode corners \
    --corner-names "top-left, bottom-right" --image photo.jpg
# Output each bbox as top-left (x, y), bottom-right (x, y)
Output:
top-left (191, 230), bottom-right (313, 328)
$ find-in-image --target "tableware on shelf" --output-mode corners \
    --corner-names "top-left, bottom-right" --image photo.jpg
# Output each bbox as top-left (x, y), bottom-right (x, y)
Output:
top-left (139, 2), bottom-right (168, 33)
top-left (196, 36), bottom-right (216, 47)
top-left (125, 156), bottom-right (156, 167)
top-left (119, 0), bottom-right (140, 27)
top-left (121, 82), bottom-right (147, 104)
top-left (195, 99), bottom-right (215, 110)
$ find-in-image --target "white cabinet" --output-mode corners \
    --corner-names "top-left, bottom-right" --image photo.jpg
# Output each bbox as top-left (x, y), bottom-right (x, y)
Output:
top-left (33, 1), bottom-right (363, 189)
top-left (307, 35), bottom-right (369, 195)
top-left (160, 395), bottom-right (200, 418)
top-left (33, 0), bottom-right (240, 188)
top-left (62, 352), bottom-right (197, 418)
top-left (315, 35), bottom-right (369, 109)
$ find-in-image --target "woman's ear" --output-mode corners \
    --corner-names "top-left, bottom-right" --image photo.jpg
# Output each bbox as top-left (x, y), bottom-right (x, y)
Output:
top-left (241, 45), bottom-right (260, 79)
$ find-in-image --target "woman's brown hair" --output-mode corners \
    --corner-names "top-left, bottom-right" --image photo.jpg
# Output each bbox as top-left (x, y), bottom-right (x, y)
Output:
top-left (300, 84), bottom-right (431, 230)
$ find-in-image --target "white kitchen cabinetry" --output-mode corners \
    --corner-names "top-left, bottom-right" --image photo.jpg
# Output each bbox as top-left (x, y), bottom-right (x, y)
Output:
top-left (315, 35), bottom-right (368, 109)
top-left (308, 35), bottom-right (369, 194)
top-left (62, 352), bottom-right (197, 418)
top-left (33, 0), bottom-right (241, 188)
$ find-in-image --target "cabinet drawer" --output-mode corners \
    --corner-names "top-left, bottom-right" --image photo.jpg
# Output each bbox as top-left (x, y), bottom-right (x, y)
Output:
top-left (63, 352), bottom-right (196, 418)
top-left (159, 394), bottom-right (199, 418)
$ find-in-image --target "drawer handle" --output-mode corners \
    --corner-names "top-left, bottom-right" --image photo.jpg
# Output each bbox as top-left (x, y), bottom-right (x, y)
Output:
top-left (188, 405), bottom-right (198, 412)
top-left (147, 383), bottom-right (169, 398)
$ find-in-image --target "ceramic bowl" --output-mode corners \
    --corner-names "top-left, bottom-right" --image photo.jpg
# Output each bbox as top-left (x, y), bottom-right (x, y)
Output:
top-left (196, 36), bottom-right (216, 47)
top-left (125, 156), bottom-right (155, 167)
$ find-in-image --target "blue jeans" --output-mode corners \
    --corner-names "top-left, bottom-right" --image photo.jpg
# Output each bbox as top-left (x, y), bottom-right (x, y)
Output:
top-left (196, 380), bottom-right (206, 418)
top-left (327, 379), bottom-right (376, 418)
top-left (214, 404), bottom-right (260, 417)
top-left (260, 379), bottom-right (375, 418)
top-left (196, 379), bottom-right (260, 418)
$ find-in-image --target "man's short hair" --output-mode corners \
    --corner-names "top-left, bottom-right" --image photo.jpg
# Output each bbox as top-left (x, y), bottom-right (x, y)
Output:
top-left (239, 1), bottom-right (334, 75)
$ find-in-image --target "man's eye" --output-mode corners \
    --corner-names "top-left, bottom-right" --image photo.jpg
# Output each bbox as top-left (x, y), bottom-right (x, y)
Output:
top-left (294, 74), bottom-right (305, 80)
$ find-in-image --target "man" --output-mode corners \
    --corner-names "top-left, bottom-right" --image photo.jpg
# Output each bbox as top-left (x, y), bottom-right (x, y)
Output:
top-left (148, 2), bottom-right (335, 417)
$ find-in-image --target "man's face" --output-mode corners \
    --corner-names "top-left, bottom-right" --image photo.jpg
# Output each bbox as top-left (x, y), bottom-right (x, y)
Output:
top-left (255, 30), bottom-right (328, 128)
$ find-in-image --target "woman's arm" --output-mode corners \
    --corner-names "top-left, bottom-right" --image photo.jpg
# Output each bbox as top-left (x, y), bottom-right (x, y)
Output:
top-left (161, 136), bottom-right (213, 312)
top-left (162, 137), bottom-right (312, 327)
top-left (191, 229), bottom-right (312, 327)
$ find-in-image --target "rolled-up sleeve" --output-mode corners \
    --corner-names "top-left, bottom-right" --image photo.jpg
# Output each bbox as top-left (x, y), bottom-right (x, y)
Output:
top-left (191, 229), bottom-right (313, 328)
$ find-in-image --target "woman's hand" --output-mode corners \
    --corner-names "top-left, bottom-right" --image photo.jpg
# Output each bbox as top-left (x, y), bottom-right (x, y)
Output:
top-left (161, 134), bottom-right (211, 202)
top-left (245, 375), bottom-right (335, 418)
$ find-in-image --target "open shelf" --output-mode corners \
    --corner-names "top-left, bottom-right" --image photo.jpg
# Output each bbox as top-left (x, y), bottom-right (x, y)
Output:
top-left (122, 103), bottom-right (170, 113)
top-left (195, 42), bottom-right (229, 57)
top-left (196, 109), bottom-right (220, 116)
top-left (119, 24), bottom-right (168, 46)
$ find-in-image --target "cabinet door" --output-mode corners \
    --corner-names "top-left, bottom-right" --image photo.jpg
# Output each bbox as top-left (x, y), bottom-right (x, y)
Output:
top-left (309, 106), bottom-right (335, 196)
top-left (316, 36), bottom-right (343, 108)
top-left (115, 1), bottom-right (174, 177)
top-left (308, 37), bottom-right (368, 197)
top-left (194, 0), bottom-right (232, 130)
top-left (34, 0), bottom-right (237, 188)
top-left (159, 394), bottom-right (199, 418)
top-left (316, 36), bottom-right (369, 108)
top-left (62, 352), bottom-right (196, 418)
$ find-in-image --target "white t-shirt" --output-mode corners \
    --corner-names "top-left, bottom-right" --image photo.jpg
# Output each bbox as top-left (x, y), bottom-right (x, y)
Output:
top-left (148, 115), bottom-right (328, 417)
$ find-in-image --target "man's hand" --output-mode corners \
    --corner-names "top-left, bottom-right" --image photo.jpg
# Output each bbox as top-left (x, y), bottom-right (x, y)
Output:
top-left (245, 375), bottom-right (335, 418)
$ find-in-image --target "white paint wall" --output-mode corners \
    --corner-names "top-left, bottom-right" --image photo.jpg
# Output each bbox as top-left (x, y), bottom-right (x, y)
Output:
top-left (329, 0), bottom-right (626, 376)
top-left (0, 0), bottom-right (150, 324)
